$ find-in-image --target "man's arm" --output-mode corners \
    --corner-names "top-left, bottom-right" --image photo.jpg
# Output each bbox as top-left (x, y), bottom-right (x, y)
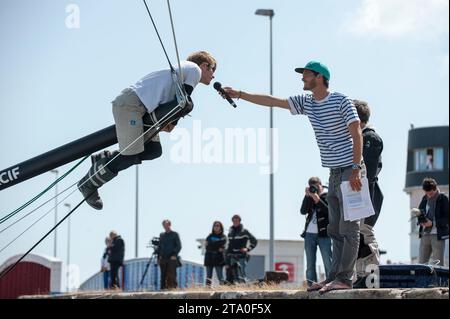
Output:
top-left (246, 230), bottom-right (258, 251)
top-left (317, 193), bottom-right (329, 209)
top-left (161, 123), bottom-right (176, 132)
top-left (348, 121), bottom-right (363, 191)
top-left (161, 84), bottom-right (195, 133)
top-left (223, 87), bottom-right (290, 110)
top-left (300, 191), bottom-right (312, 215)
top-left (173, 232), bottom-right (182, 256)
top-left (441, 194), bottom-right (449, 222)
top-left (184, 84), bottom-right (193, 96)
top-left (118, 238), bottom-right (125, 255)
top-left (363, 132), bottom-right (383, 181)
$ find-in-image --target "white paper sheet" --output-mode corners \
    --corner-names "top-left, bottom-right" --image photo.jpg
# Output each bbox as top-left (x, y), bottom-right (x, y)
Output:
top-left (340, 177), bottom-right (375, 222)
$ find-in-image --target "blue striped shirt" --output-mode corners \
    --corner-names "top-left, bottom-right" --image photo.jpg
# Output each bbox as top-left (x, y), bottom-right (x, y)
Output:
top-left (288, 92), bottom-right (360, 168)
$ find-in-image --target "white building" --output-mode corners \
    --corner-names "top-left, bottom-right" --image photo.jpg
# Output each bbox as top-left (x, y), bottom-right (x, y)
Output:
top-left (404, 126), bottom-right (449, 266)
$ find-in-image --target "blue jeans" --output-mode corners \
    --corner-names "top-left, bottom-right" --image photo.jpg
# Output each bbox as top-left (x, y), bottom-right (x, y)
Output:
top-left (103, 271), bottom-right (110, 289)
top-left (304, 232), bottom-right (332, 285)
top-left (225, 255), bottom-right (247, 284)
top-left (236, 258), bottom-right (247, 283)
top-left (205, 266), bottom-right (224, 285)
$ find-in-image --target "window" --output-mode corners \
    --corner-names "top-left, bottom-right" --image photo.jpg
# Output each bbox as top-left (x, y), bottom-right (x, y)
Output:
top-left (414, 148), bottom-right (444, 171)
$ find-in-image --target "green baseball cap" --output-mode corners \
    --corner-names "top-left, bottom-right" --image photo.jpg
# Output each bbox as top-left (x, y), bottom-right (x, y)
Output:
top-left (295, 61), bottom-right (331, 81)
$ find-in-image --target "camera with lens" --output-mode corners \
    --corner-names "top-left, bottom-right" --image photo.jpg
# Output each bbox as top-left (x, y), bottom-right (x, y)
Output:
top-left (411, 208), bottom-right (428, 224)
top-left (151, 236), bottom-right (160, 247)
top-left (309, 185), bottom-right (318, 194)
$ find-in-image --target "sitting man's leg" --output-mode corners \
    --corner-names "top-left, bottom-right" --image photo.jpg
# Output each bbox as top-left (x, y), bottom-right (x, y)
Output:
top-left (77, 150), bottom-right (120, 210)
top-left (78, 88), bottom-right (147, 209)
top-left (78, 137), bottom-right (163, 210)
top-left (139, 136), bottom-right (163, 161)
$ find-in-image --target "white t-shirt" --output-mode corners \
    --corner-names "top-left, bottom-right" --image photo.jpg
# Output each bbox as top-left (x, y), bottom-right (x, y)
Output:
top-left (130, 61), bottom-right (202, 113)
top-left (288, 92), bottom-right (359, 168)
top-left (306, 210), bottom-right (318, 234)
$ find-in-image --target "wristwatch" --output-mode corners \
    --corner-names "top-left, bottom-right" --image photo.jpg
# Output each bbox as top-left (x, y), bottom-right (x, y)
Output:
top-left (351, 163), bottom-right (362, 170)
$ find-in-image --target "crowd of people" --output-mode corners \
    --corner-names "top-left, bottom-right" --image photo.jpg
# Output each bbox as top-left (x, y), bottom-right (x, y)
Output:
top-left (100, 214), bottom-right (257, 290)
top-left (89, 55), bottom-right (447, 292)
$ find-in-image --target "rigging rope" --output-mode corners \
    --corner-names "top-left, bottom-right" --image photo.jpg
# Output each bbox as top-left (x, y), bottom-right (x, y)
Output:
top-left (0, 198), bottom-right (86, 281)
top-left (166, 0), bottom-right (183, 83)
top-left (0, 1), bottom-right (188, 280)
top-left (0, 155), bottom-right (89, 226)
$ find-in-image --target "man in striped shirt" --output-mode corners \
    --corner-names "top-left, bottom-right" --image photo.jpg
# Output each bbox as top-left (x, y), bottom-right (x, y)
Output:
top-left (222, 61), bottom-right (364, 292)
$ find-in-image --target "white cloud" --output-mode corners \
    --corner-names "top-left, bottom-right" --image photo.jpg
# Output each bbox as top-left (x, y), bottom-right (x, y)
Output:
top-left (343, 0), bottom-right (449, 39)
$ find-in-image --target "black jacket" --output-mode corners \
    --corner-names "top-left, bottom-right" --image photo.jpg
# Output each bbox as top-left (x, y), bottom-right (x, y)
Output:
top-left (418, 193), bottom-right (449, 240)
top-left (362, 126), bottom-right (383, 183)
top-left (157, 231), bottom-right (182, 260)
top-left (108, 235), bottom-right (125, 264)
top-left (300, 192), bottom-right (329, 237)
top-left (362, 126), bottom-right (384, 226)
top-left (226, 224), bottom-right (257, 256)
top-left (204, 233), bottom-right (227, 267)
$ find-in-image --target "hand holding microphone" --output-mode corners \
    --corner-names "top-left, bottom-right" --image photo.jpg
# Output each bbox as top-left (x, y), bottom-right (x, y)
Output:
top-left (213, 82), bottom-right (238, 108)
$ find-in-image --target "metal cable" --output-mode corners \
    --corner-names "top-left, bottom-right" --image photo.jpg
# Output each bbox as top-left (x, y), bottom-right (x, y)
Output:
top-left (0, 156), bottom-right (89, 225)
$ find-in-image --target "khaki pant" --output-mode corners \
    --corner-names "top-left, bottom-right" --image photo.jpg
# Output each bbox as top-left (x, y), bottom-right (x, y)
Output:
top-left (419, 234), bottom-right (445, 266)
top-left (326, 165), bottom-right (366, 286)
top-left (112, 88), bottom-right (158, 156)
top-left (356, 223), bottom-right (380, 277)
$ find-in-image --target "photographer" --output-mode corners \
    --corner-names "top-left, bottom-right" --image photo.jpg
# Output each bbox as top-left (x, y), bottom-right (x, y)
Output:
top-left (157, 219), bottom-right (182, 289)
top-left (416, 178), bottom-right (449, 266)
top-left (300, 177), bottom-right (332, 289)
top-left (225, 215), bottom-right (257, 284)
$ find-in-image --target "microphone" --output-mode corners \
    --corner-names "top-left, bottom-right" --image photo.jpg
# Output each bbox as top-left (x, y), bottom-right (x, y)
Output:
top-left (213, 82), bottom-right (237, 108)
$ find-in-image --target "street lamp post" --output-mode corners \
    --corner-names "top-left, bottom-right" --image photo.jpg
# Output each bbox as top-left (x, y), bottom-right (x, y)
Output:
top-left (255, 8), bottom-right (275, 271)
top-left (50, 169), bottom-right (59, 257)
top-left (64, 203), bottom-right (71, 292)
top-left (135, 166), bottom-right (139, 258)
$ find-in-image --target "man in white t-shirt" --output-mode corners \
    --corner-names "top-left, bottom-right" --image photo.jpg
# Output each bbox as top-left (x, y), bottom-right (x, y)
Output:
top-left (78, 51), bottom-right (217, 210)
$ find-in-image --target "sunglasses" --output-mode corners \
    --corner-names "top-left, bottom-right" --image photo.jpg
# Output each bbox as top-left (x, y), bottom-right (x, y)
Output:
top-left (205, 63), bottom-right (216, 72)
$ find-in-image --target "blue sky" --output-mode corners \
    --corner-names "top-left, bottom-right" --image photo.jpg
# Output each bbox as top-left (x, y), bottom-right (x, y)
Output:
top-left (0, 0), bottom-right (448, 286)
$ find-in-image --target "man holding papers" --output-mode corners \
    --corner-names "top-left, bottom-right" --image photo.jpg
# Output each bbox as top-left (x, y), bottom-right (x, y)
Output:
top-left (222, 61), bottom-right (365, 293)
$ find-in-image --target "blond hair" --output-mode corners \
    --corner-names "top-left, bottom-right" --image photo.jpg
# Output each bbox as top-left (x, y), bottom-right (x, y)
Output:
top-left (187, 51), bottom-right (217, 68)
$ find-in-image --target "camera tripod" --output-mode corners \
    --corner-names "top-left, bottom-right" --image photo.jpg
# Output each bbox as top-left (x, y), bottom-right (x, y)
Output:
top-left (139, 250), bottom-right (159, 290)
